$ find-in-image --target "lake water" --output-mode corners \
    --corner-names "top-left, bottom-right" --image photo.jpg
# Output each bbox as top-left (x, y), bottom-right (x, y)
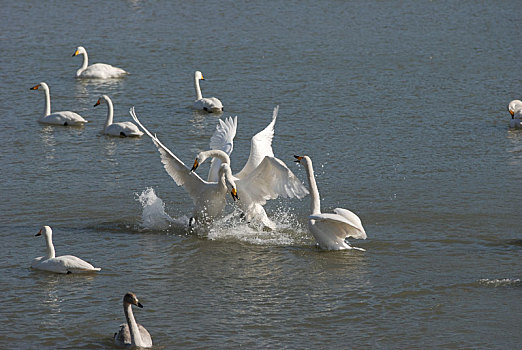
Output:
top-left (1, 0), bottom-right (521, 348)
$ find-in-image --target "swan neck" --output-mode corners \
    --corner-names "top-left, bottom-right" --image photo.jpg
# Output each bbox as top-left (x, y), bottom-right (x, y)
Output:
top-left (194, 75), bottom-right (203, 100)
top-left (205, 150), bottom-right (230, 164)
top-left (104, 98), bottom-right (114, 129)
top-left (44, 233), bottom-right (55, 259)
top-left (43, 85), bottom-right (51, 117)
top-left (303, 157), bottom-right (321, 215)
top-left (77, 51), bottom-right (88, 76)
top-left (124, 303), bottom-right (144, 347)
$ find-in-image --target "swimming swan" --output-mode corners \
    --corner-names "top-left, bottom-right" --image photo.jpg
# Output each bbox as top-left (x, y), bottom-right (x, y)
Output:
top-left (294, 155), bottom-right (367, 251)
top-left (193, 71), bottom-right (223, 113)
top-left (130, 107), bottom-right (238, 225)
top-left (30, 82), bottom-right (88, 126)
top-left (507, 99), bottom-right (522, 129)
top-left (72, 46), bottom-right (127, 79)
top-left (114, 292), bottom-right (153, 348)
top-left (31, 226), bottom-right (101, 274)
top-left (94, 95), bottom-right (143, 137)
top-left (191, 106), bottom-right (309, 229)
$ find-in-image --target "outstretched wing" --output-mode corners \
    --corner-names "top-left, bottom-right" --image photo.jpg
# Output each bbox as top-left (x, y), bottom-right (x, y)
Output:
top-left (208, 116), bottom-right (237, 182)
top-left (130, 107), bottom-right (206, 197)
top-left (238, 155), bottom-right (309, 206)
top-left (310, 208), bottom-right (366, 240)
top-left (235, 106), bottom-right (278, 179)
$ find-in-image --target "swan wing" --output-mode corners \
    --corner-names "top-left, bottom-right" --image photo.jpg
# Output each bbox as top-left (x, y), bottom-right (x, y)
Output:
top-left (208, 116), bottom-right (237, 181)
top-left (310, 209), bottom-right (366, 240)
top-left (105, 122), bottom-right (144, 137)
top-left (40, 111), bottom-right (87, 125)
top-left (238, 156), bottom-right (309, 206)
top-left (236, 106), bottom-right (278, 179)
top-left (130, 107), bottom-right (206, 196)
top-left (81, 63), bottom-right (127, 79)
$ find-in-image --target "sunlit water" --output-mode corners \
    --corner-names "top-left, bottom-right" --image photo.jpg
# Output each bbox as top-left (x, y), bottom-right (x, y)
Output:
top-left (1, 0), bottom-right (521, 349)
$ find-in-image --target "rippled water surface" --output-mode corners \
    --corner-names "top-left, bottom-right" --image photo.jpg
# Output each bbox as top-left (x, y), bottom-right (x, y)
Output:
top-left (1, 0), bottom-right (521, 349)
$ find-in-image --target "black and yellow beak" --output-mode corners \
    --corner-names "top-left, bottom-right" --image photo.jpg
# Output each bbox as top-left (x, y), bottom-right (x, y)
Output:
top-left (35, 229), bottom-right (42, 237)
top-left (231, 188), bottom-right (239, 201)
top-left (294, 155), bottom-right (303, 163)
top-left (191, 159), bottom-right (199, 172)
top-left (72, 49), bottom-right (79, 57)
top-left (94, 99), bottom-right (101, 107)
top-left (30, 84), bottom-right (40, 90)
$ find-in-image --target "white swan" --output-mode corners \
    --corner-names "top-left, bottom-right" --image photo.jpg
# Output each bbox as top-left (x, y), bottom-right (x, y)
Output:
top-left (130, 107), bottom-right (238, 225)
top-left (191, 106), bottom-right (309, 229)
top-left (508, 99), bottom-right (522, 129)
top-left (30, 82), bottom-right (88, 126)
top-left (94, 95), bottom-right (143, 137)
top-left (193, 71), bottom-right (223, 113)
top-left (72, 46), bottom-right (127, 79)
top-left (31, 226), bottom-right (101, 274)
top-left (294, 155), bottom-right (367, 251)
top-left (114, 292), bottom-right (153, 348)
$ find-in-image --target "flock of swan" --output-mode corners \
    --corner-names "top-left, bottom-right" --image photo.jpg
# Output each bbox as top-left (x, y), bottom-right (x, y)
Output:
top-left (28, 45), bottom-right (519, 347)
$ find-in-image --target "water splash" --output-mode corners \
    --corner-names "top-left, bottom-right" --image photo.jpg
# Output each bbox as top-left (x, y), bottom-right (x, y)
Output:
top-left (135, 187), bottom-right (188, 230)
top-left (207, 206), bottom-right (307, 246)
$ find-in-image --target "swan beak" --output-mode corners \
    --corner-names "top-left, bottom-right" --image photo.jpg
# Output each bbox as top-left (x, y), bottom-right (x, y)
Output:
top-left (93, 99), bottom-right (101, 107)
top-left (294, 155), bottom-right (303, 163)
top-left (231, 188), bottom-right (239, 201)
top-left (509, 109), bottom-right (514, 117)
top-left (190, 159), bottom-right (199, 172)
top-left (30, 84), bottom-right (40, 90)
top-left (72, 49), bottom-right (79, 57)
top-left (35, 229), bottom-right (42, 237)
top-left (137, 302), bottom-right (143, 308)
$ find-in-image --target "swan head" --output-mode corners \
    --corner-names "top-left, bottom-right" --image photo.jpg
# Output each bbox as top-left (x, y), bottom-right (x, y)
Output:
top-left (123, 292), bottom-right (143, 308)
top-left (35, 225), bottom-right (52, 238)
top-left (191, 153), bottom-right (207, 172)
top-left (508, 100), bottom-right (522, 118)
top-left (72, 46), bottom-right (87, 57)
top-left (30, 82), bottom-right (49, 91)
top-left (94, 95), bottom-right (110, 107)
top-left (195, 71), bottom-right (204, 81)
top-left (294, 155), bottom-right (311, 164)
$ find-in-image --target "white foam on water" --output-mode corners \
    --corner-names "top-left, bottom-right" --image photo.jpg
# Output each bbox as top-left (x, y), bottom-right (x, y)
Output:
top-left (478, 278), bottom-right (521, 287)
top-left (136, 187), bottom-right (188, 230)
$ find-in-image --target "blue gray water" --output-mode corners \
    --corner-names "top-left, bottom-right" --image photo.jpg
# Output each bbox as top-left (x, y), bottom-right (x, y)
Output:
top-left (1, 0), bottom-right (521, 348)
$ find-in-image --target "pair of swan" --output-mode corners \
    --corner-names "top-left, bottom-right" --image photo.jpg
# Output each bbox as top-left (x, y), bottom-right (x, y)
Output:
top-left (114, 292), bottom-right (153, 348)
top-left (94, 95), bottom-right (143, 137)
top-left (508, 99), bottom-right (522, 129)
top-left (72, 46), bottom-right (127, 79)
top-left (31, 226), bottom-right (101, 273)
top-left (130, 107), bottom-right (238, 225)
top-left (193, 71), bottom-right (223, 113)
top-left (294, 155), bottom-right (367, 251)
top-left (30, 82), bottom-right (88, 126)
top-left (191, 106), bottom-right (309, 229)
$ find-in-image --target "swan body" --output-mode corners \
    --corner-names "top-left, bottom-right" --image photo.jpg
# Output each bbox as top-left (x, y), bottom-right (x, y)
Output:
top-left (294, 155), bottom-right (367, 251)
top-left (193, 71), bottom-right (223, 112)
top-left (130, 107), bottom-right (238, 224)
top-left (508, 99), bottom-right (522, 129)
top-left (192, 107), bottom-right (309, 229)
top-left (73, 46), bottom-right (127, 79)
top-left (114, 292), bottom-right (152, 348)
top-left (94, 95), bottom-right (143, 137)
top-left (31, 226), bottom-right (101, 274)
top-left (30, 82), bottom-right (87, 126)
